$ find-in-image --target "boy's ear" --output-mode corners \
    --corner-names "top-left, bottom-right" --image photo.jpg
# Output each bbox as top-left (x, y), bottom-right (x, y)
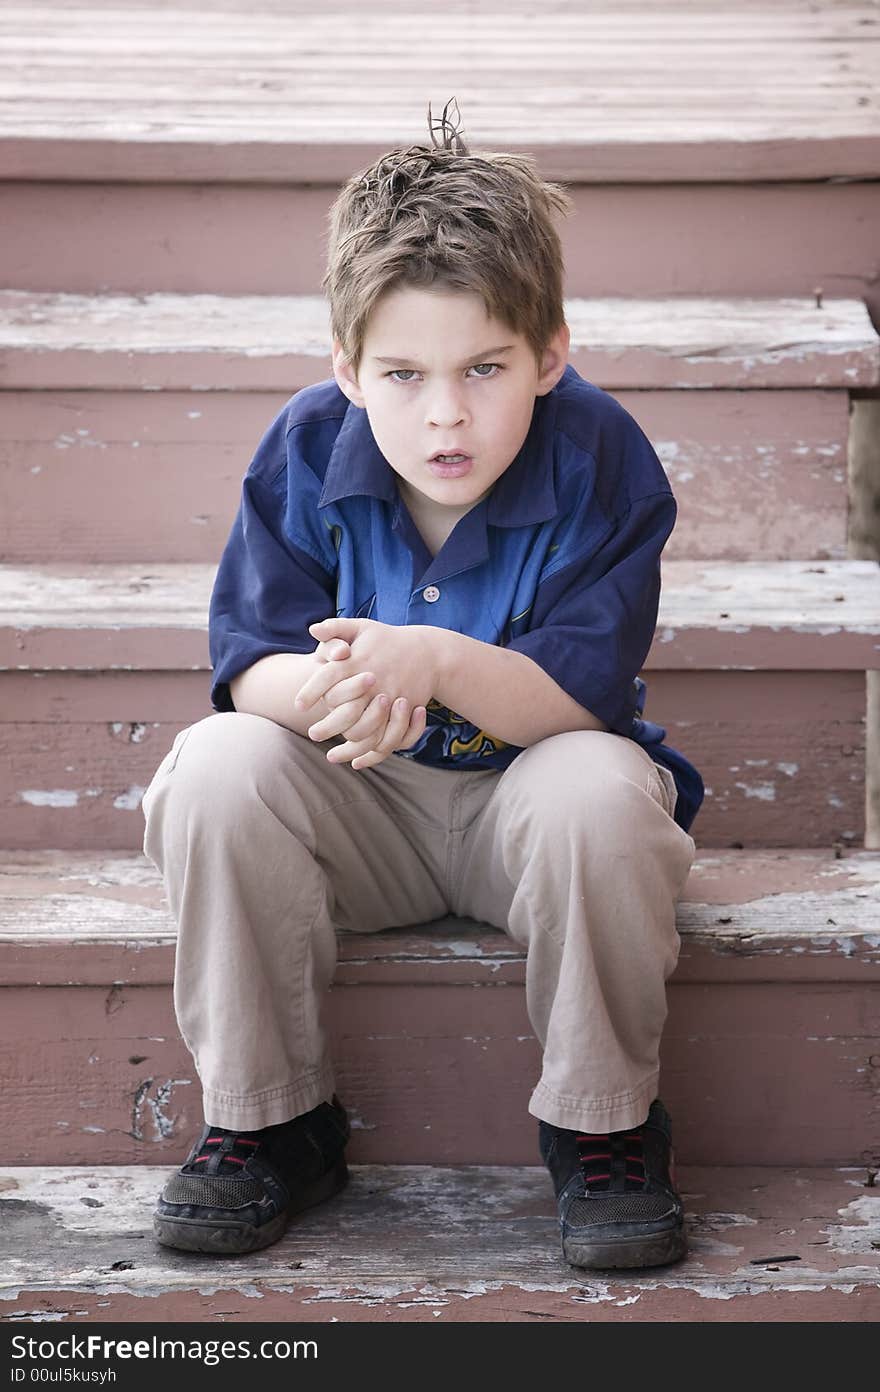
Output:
top-left (331, 337), bottom-right (366, 407)
top-left (535, 321), bottom-right (571, 396)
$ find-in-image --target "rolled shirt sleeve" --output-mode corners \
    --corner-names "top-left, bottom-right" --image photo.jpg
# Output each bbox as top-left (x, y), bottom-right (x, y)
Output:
top-left (208, 412), bottom-right (337, 712)
top-left (503, 488), bottom-right (677, 733)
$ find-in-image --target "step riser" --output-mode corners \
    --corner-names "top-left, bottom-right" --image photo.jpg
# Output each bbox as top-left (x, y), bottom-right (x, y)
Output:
top-left (0, 388), bottom-right (850, 564)
top-left (0, 671), bottom-right (867, 848)
top-left (1, 977), bottom-right (876, 1168)
top-left (3, 181), bottom-right (878, 320)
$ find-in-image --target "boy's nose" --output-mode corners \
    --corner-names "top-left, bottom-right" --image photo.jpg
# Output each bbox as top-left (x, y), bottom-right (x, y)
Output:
top-left (426, 388), bottom-right (468, 429)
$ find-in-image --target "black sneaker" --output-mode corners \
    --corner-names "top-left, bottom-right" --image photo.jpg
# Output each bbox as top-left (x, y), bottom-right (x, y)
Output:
top-left (153, 1095), bottom-right (351, 1254)
top-left (538, 1098), bottom-right (686, 1270)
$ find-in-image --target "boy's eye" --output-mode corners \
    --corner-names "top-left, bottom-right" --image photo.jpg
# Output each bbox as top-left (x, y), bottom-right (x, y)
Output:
top-left (385, 363), bottom-right (502, 383)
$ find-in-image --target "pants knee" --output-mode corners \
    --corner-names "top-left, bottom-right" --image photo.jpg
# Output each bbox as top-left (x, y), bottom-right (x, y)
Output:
top-left (511, 729), bottom-right (663, 835)
top-left (142, 711), bottom-right (290, 828)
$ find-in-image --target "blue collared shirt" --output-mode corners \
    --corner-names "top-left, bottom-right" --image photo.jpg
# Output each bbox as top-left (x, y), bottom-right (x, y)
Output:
top-left (209, 362), bottom-right (705, 832)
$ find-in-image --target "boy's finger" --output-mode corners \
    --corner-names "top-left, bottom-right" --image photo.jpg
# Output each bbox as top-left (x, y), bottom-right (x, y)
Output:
top-left (350, 698), bottom-right (412, 769)
top-left (332, 691), bottom-right (389, 742)
top-left (327, 698), bottom-right (406, 767)
top-left (400, 704), bottom-right (427, 747)
top-left (307, 695), bottom-right (372, 741)
top-left (295, 660), bottom-right (353, 711)
top-left (322, 671), bottom-right (376, 711)
top-left (320, 639), bottom-right (350, 662)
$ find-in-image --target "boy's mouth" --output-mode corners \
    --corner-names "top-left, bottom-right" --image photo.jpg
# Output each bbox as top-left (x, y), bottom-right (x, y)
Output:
top-left (427, 452), bottom-right (473, 477)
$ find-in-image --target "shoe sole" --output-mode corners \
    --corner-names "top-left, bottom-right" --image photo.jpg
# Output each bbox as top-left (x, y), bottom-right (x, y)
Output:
top-left (152, 1156), bottom-right (349, 1255)
top-left (563, 1225), bottom-right (687, 1271)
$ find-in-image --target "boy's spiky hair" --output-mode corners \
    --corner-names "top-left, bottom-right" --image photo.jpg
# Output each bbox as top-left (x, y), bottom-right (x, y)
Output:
top-left (321, 97), bottom-right (574, 376)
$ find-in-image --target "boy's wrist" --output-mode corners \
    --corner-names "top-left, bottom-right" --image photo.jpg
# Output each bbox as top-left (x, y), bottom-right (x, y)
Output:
top-left (420, 625), bottom-right (458, 694)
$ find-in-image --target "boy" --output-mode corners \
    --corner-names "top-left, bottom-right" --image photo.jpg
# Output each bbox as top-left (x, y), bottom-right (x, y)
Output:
top-left (141, 99), bottom-right (704, 1271)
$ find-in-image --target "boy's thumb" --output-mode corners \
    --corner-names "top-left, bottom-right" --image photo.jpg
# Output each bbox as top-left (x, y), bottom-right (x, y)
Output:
top-left (319, 638), bottom-right (349, 660)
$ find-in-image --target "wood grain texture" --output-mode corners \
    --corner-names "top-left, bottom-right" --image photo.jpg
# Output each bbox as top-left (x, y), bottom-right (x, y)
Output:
top-left (0, 849), bottom-right (877, 1166)
top-left (0, 388), bottom-right (851, 565)
top-left (1, 560), bottom-right (878, 672)
top-left (3, 184), bottom-right (879, 312)
top-left (0, 668), bottom-right (869, 848)
top-left (0, 1165), bottom-right (878, 1324)
top-left (2, 847), bottom-right (879, 972)
top-left (1, 2), bottom-right (878, 181)
top-left (1, 292), bottom-right (877, 390)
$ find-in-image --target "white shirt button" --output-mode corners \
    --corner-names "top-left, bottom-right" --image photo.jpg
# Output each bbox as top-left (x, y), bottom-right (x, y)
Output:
top-left (423, 585), bottom-right (441, 603)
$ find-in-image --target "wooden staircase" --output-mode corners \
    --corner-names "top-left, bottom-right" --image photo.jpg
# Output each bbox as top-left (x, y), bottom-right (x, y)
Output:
top-left (1, 0), bottom-right (879, 1324)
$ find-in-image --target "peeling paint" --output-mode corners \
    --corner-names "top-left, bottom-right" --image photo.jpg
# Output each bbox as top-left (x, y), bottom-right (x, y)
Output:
top-left (19, 789), bottom-right (79, 807)
top-left (346, 1107), bottom-right (377, 1133)
top-left (130, 1078), bottom-right (192, 1143)
top-left (113, 786), bottom-right (147, 810)
top-left (733, 781), bottom-right (776, 801)
top-left (109, 722), bottom-right (148, 744)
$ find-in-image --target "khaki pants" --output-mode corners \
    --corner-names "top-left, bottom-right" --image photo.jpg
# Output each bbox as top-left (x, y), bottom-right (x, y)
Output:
top-left (141, 712), bottom-right (695, 1135)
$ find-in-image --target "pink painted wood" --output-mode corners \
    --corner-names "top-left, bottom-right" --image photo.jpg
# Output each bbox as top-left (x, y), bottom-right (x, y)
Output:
top-left (3, 184), bottom-right (879, 321)
top-left (1, 292), bottom-right (876, 391)
top-left (2, 1), bottom-right (878, 182)
top-left (0, 669), bottom-right (869, 848)
top-left (0, 389), bottom-right (850, 564)
top-left (1, 847), bottom-right (876, 1166)
top-left (1, 1162), bottom-right (877, 1322)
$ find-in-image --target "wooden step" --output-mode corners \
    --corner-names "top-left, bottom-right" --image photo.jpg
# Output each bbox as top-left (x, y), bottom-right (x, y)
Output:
top-left (0, 386), bottom-right (855, 566)
top-left (2, 560), bottom-right (877, 670)
top-left (1, 291), bottom-right (877, 391)
top-left (1, 848), bottom-right (878, 1169)
top-left (4, 182), bottom-right (880, 318)
top-left (2, 1), bottom-right (877, 183)
top-left (0, 560), bottom-right (876, 848)
top-left (2, 293), bottom-right (873, 568)
top-left (1, 1163), bottom-right (877, 1322)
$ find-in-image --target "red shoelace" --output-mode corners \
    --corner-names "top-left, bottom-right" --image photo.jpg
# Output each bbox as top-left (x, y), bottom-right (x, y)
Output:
top-left (192, 1133), bottom-right (261, 1167)
top-left (575, 1130), bottom-right (647, 1190)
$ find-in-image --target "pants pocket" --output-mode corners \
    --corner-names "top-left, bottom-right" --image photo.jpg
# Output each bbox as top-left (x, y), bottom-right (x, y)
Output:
top-left (141, 723), bottom-right (196, 816)
top-left (649, 763), bottom-right (678, 820)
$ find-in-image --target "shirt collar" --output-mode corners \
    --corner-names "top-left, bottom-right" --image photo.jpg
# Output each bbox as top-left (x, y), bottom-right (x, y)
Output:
top-left (318, 378), bottom-right (561, 527)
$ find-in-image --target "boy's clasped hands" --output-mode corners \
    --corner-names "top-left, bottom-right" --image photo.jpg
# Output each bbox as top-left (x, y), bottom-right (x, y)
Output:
top-left (294, 617), bottom-right (435, 771)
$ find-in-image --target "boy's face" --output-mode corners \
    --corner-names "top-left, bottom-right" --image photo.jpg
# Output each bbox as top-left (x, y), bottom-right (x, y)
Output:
top-left (332, 286), bottom-right (570, 516)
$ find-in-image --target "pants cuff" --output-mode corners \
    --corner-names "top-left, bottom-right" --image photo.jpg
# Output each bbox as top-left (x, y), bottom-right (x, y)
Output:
top-left (201, 1066), bottom-right (336, 1130)
top-left (528, 1071), bottom-right (659, 1134)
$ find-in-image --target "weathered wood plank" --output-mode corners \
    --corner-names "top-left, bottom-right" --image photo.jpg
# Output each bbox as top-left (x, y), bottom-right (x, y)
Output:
top-left (0, 1165), bottom-right (877, 1323)
top-left (1, 3), bottom-right (878, 181)
top-left (0, 855), bottom-right (877, 1168)
top-left (2, 848), bottom-right (878, 971)
top-left (0, 670), bottom-right (865, 850)
top-left (1, 292), bottom-right (877, 390)
top-left (1, 561), bottom-right (877, 671)
top-left (1, 975), bottom-right (875, 1166)
top-left (3, 183), bottom-right (879, 320)
top-left (0, 388), bottom-right (851, 565)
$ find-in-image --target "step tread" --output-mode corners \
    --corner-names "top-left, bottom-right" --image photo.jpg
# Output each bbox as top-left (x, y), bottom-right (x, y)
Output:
top-left (2, 2), bottom-right (878, 184)
top-left (2, 560), bottom-right (879, 672)
top-left (1, 849), bottom-right (878, 985)
top-left (1, 1163), bottom-right (877, 1319)
top-left (1, 291), bottom-right (877, 390)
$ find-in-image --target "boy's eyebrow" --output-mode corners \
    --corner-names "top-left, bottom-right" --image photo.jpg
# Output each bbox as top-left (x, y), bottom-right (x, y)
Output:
top-left (373, 345), bottom-right (516, 367)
